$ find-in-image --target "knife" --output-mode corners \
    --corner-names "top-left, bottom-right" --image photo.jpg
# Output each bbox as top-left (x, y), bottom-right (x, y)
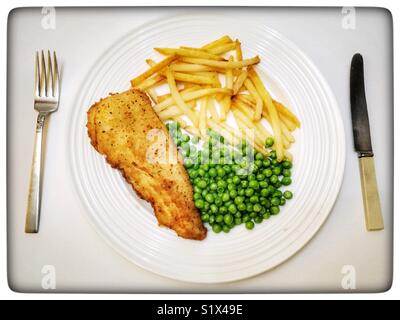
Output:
top-left (350, 53), bottom-right (384, 231)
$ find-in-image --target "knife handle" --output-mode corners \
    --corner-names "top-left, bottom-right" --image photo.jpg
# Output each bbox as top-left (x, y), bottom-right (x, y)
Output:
top-left (358, 156), bottom-right (384, 231)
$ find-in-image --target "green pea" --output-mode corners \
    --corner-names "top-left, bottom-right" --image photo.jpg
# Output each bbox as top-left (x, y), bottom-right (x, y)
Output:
top-left (228, 204), bottom-right (237, 214)
top-left (198, 169), bottom-right (206, 177)
top-left (282, 160), bottom-right (292, 169)
top-left (212, 224), bottom-right (222, 233)
top-left (241, 180), bottom-right (249, 188)
top-left (245, 188), bottom-right (255, 197)
top-left (224, 214), bottom-right (234, 225)
top-left (232, 176), bottom-right (241, 185)
top-left (246, 204), bottom-right (253, 212)
top-left (260, 188), bottom-right (269, 197)
top-left (197, 179), bottom-right (207, 189)
top-left (270, 175), bottom-right (278, 184)
top-left (194, 199), bottom-right (204, 209)
top-left (259, 181), bottom-right (268, 188)
top-left (210, 204), bottom-right (218, 214)
top-left (250, 196), bottom-right (259, 204)
top-left (273, 190), bottom-right (283, 198)
top-left (282, 169), bottom-right (291, 177)
top-left (238, 189), bottom-right (245, 196)
top-left (217, 168), bottom-right (225, 177)
top-left (201, 214), bottom-right (210, 222)
top-left (209, 215), bottom-right (215, 224)
top-left (209, 182), bottom-right (218, 191)
top-left (283, 191), bottom-right (293, 199)
top-left (219, 206), bottom-right (227, 214)
top-left (282, 177), bottom-right (292, 186)
top-left (235, 212), bottom-right (242, 218)
top-left (272, 167), bottom-right (281, 175)
top-left (217, 180), bottom-right (227, 189)
top-left (222, 193), bottom-right (230, 202)
top-left (242, 214), bottom-right (250, 223)
top-left (270, 150), bottom-right (277, 159)
top-left (253, 204), bottom-right (262, 212)
top-left (280, 198), bottom-right (286, 206)
top-left (270, 206), bottom-right (280, 215)
top-left (205, 194), bottom-right (214, 203)
top-left (215, 215), bottom-right (224, 223)
top-left (263, 212), bottom-right (270, 220)
top-left (254, 216), bottom-right (263, 224)
top-left (265, 137), bottom-right (274, 147)
top-left (263, 159), bottom-right (271, 167)
top-left (249, 180), bottom-right (259, 189)
top-left (263, 168), bottom-right (272, 177)
top-left (222, 225), bottom-right (230, 233)
top-left (238, 203), bottom-right (247, 211)
top-left (229, 190), bottom-right (237, 198)
top-left (245, 221), bottom-right (255, 230)
top-left (256, 174), bottom-right (265, 181)
top-left (255, 152), bottom-right (264, 160)
top-left (249, 212), bottom-right (258, 218)
top-left (234, 217), bottom-right (242, 225)
top-left (209, 168), bottom-right (217, 177)
top-left (271, 197), bottom-right (280, 206)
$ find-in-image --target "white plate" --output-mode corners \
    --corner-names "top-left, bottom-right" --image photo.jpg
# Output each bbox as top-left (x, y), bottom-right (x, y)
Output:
top-left (70, 14), bottom-right (345, 283)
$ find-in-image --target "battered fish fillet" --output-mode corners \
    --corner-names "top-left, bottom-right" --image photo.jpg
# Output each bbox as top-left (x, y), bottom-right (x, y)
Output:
top-left (87, 89), bottom-right (207, 240)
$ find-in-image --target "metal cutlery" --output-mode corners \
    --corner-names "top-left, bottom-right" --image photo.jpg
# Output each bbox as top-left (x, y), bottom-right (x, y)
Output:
top-left (25, 50), bottom-right (60, 233)
top-left (350, 53), bottom-right (384, 231)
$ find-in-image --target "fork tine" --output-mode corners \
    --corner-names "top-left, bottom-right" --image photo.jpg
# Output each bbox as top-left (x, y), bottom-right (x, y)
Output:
top-left (46, 50), bottom-right (53, 97)
top-left (39, 50), bottom-right (46, 97)
top-left (53, 51), bottom-right (59, 98)
top-left (34, 51), bottom-right (40, 97)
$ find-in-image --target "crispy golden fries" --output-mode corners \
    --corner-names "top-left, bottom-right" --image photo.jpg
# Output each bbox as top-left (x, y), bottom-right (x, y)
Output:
top-left (129, 36), bottom-right (300, 160)
top-left (165, 68), bottom-right (199, 126)
top-left (155, 47), bottom-right (225, 61)
top-left (201, 35), bottom-right (233, 50)
top-left (243, 78), bottom-right (263, 121)
top-left (130, 55), bottom-right (177, 87)
top-left (180, 56), bottom-right (260, 69)
top-left (248, 67), bottom-right (284, 160)
top-left (235, 40), bottom-right (243, 61)
top-left (154, 88), bottom-right (233, 112)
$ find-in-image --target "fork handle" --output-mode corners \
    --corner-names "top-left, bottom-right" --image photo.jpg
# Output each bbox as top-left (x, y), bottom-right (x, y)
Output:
top-left (25, 112), bottom-right (47, 233)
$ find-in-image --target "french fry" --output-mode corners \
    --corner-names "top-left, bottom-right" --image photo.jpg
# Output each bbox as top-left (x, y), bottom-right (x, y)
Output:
top-left (273, 100), bottom-right (301, 128)
top-left (165, 68), bottom-right (199, 126)
top-left (154, 88), bottom-right (233, 112)
top-left (180, 56), bottom-right (260, 69)
top-left (157, 86), bottom-right (199, 103)
top-left (234, 96), bottom-right (292, 147)
top-left (199, 97), bottom-right (208, 135)
top-left (232, 70), bottom-right (248, 95)
top-left (232, 109), bottom-right (265, 147)
top-left (248, 67), bottom-right (284, 160)
top-left (208, 97), bottom-right (220, 122)
top-left (134, 74), bottom-right (165, 90)
top-left (170, 63), bottom-right (215, 72)
top-left (155, 47), bottom-right (225, 61)
top-left (235, 40), bottom-right (243, 61)
top-left (201, 35), bottom-right (233, 50)
top-left (159, 105), bottom-right (183, 119)
top-left (146, 87), bottom-right (159, 104)
top-left (238, 94), bottom-right (298, 129)
top-left (219, 56), bottom-right (234, 120)
top-left (208, 42), bottom-right (237, 55)
top-left (146, 59), bottom-right (218, 85)
top-left (244, 78), bottom-right (263, 121)
top-left (130, 55), bottom-right (177, 87)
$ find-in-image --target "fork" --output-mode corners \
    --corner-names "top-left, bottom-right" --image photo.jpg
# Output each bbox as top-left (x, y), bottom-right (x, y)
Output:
top-left (25, 50), bottom-right (60, 233)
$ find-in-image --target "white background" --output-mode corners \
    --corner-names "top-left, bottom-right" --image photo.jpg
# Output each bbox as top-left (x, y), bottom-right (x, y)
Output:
top-left (1, 0), bottom-right (399, 299)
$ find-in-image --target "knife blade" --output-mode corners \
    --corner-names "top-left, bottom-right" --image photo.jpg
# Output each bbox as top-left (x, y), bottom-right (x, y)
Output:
top-left (350, 53), bottom-right (384, 231)
top-left (350, 53), bottom-right (373, 157)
